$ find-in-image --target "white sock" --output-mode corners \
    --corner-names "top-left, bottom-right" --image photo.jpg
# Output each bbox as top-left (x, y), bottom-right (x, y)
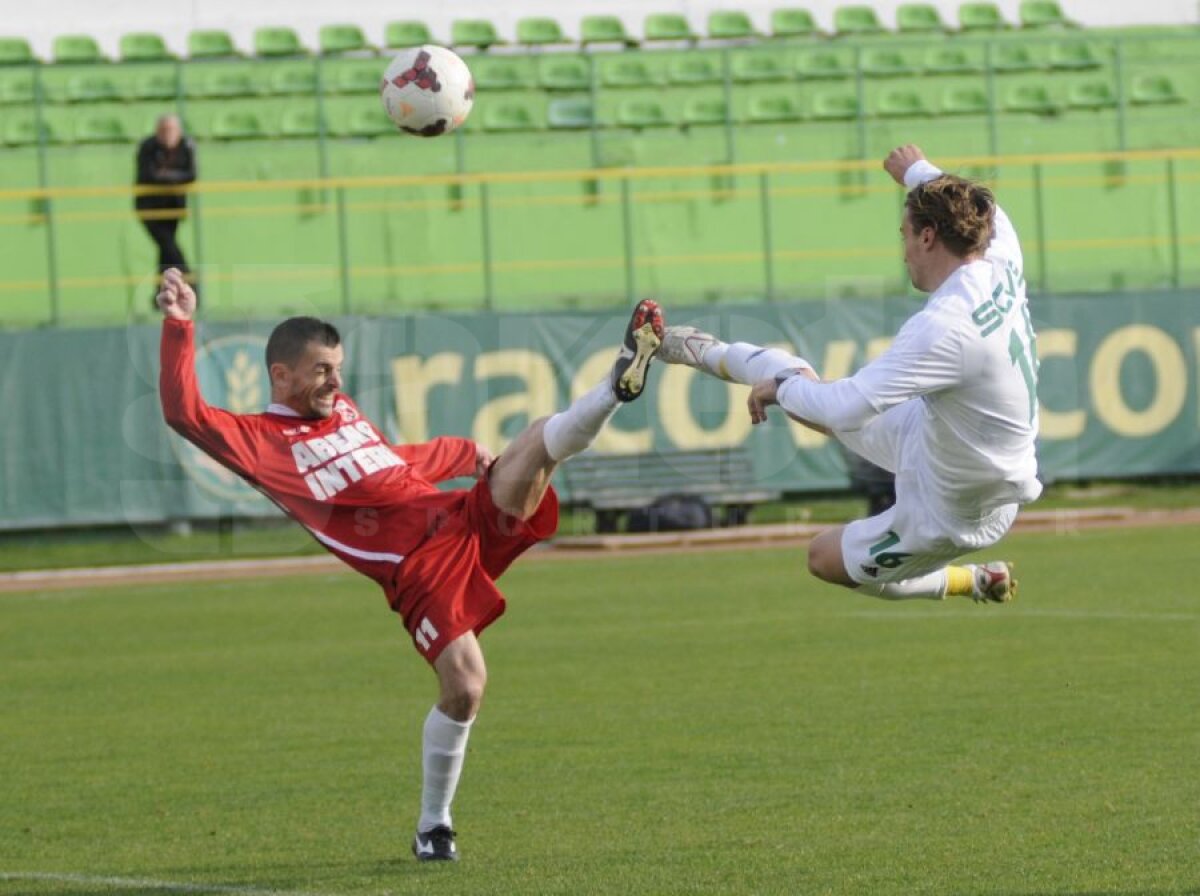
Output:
top-left (542, 379), bottom-right (619, 462)
top-left (702, 342), bottom-right (811, 385)
top-left (418, 706), bottom-right (473, 832)
top-left (857, 569), bottom-right (948, 601)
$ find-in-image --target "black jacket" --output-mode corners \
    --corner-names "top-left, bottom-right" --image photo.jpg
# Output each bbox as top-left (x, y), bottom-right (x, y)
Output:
top-left (134, 136), bottom-right (197, 211)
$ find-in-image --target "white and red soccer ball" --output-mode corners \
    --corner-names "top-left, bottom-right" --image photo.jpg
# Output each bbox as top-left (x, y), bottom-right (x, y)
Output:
top-left (380, 45), bottom-right (474, 137)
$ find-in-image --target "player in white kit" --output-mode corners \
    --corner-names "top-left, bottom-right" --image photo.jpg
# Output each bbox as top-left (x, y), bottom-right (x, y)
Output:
top-left (658, 145), bottom-right (1041, 603)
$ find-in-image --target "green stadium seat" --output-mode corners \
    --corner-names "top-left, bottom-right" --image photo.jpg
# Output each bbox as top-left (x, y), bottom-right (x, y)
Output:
top-left (616, 96), bottom-right (672, 127)
top-left (1130, 73), bottom-right (1183, 104)
top-left (129, 70), bottom-right (178, 100)
top-left (384, 21), bottom-right (433, 49)
top-left (1002, 82), bottom-right (1057, 113)
top-left (119, 33), bottom-right (172, 62)
top-left (991, 44), bottom-right (1040, 72)
top-left (471, 56), bottom-right (535, 90)
top-left (598, 55), bottom-right (661, 88)
top-left (0, 70), bottom-right (35, 104)
top-left (1048, 41), bottom-right (1102, 70)
top-left (327, 58), bottom-right (385, 94)
top-left (874, 87), bottom-right (931, 117)
top-left (811, 89), bottom-right (860, 119)
top-left (770, 8), bottom-right (821, 39)
top-left (516, 17), bottom-right (568, 46)
top-left (1066, 79), bottom-right (1117, 109)
top-left (708, 11), bottom-right (758, 40)
top-left (319, 24), bottom-right (369, 55)
top-left (0, 37), bottom-right (36, 65)
top-left (482, 97), bottom-right (545, 131)
top-left (210, 109), bottom-right (267, 139)
top-left (833, 5), bottom-right (886, 36)
top-left (74, 113), bottom-right (128, 142)
top-left (536, 55), bottom-right (591, 91)
top-left (52, 35), bottom-right (106, 64)
top-left (579, 15), bottom-right (637, 47)
top-left (254, 27), bottom-right (306, 57)
top-left (65, 73), bottom-right (120, 102)
top-left (3, 112), bottom-right (63, 145)
top-left (277, 104), bottom-right (322, 137)
top-left (958, 3), bottom-right (1009, 31)
top-left (746, 92), bottom-right (803, 122)
top-left (924, 45), bottom-right (984, 74)
top-left (546, 97), bottom-right (593, 128)
top-left (334, 103), bottom-right (394, 137)
top-left (896, 4), bottom-right (948, 33)
top-left (681, 95), bottom-right (728, 125)
top-left (730, 49), bottom-right (789, 82)
top-left (188, 30), bottom-right (239, 59)
top-left (667, 53), bottom-right (723, 84)
top-left (861, 48), bottom-right (918, 77)
top-left (940, 84), bottom-right (990, 115)
top-left (266, 63), bottom-right (318, 95)
top-left (1019, 1), bottom-right (1074, 29)
top-left (451, 20), bottom-right (502, 50)
top-left (795, 49), bottom-right (853, 79)
top-left (644, 14), bottom-right (697, 43)
top-left (187, 66), bottom-right (258, 98)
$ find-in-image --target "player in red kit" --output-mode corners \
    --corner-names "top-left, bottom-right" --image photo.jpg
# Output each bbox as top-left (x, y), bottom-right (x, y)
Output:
top-left (155, 267), bottom-right (664, 862)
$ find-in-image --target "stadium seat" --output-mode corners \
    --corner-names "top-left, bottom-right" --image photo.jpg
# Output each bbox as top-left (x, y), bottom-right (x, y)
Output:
top-left (1066, 79), bottom-right (1117, 109)
top-left (1130, 73), bottom-right (1183, 104)
top-left (811, 89), bottom-right (860, 119)
top-left (74, 113), bottom-right (128, 142)
top-left (795, 49), bottom-right (853, 79)
top-left (127, 70), bottom-right (178, 100)
top-left (668, 53), bottom-right (723, 84)
top-left (52, 35), bottom-right (106, 64)
top-left (516, 17), bottom-right (568, 46)
top-left (384, 21), bottom-right (433, 49)
top-left (1048, 41), bottom-right (1102, 70)
top-left (896, 4), bottom-right (948, 33)
top-left (470, 56), bottom-right (535, 90)
top-left (536, 55), bottom-right (591, 91)
top-left (958, 3), bottom-right (1010, 31)
top-left (616, 97), bottom-right (672, 127)
top-left (334, 103), bottom-right (394, 137)
top-left (730, 49), bottom-right (789, 82)
top-left (210, 109), bottom-right (267, 139)
top-left (64, 73), bottom-right (120, 102)
top-left (708, 11), bottom-right (757, 40)
top-left (546, 97), bottom-right (593, 128)
top-left (1002, 82), bottom-right (1057, 114)
top-left (119, 33), bottom-right (172, 62)
top-left (1019, 1), bottom-right (1074, 29)
top-left (0, 71), bottom-right (35, 104)
top-left (187, 30), bottom-right (239, 59)
top-left (319, 24), bottom-right (370, 55)
top-left (861, 48), bottom-right (918, 77)
top-left (598, 55), bottom-right (661, 88)
top-left (482, 97), bottom-right (545, 131)
top-left (746, 92), bottom-right (803, 122)
top-left (644, 14), bottom-right (697, 42)
top-left (579, 15), bottom-right (637, 47)
top-left (327, 58), bottom-right (386, 94)
top-left (991, 44), bottom-right (1041, 72)
top-left (277, 104), bottom-right (322, 137)
top-left (874, 87), bottom-right (932, 117)
top-left (940, 84), bottom-right (990, 115)
top-left (770, 8), bottom-right (821, 39)
top-left (3, 112), bottom-right (63, 145)
top-left (924, 45), bottom-right (984, 74)
top-left (0, 37), bottom-right (36, 65)
top-left (451, 20), bottom-right (502, 50)
top-left (833, 5), bottom-right (886, 36)
top-left (266, 63), bottom-right (317, 95)
top-left (681, 95), bottom-right (728, 125)
top-left (186, 67), bottom-right (258, 99)
top-left (254, 27), bottom-right (306, 57)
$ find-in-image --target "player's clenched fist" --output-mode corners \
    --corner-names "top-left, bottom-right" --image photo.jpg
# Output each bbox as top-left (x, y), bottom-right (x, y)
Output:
top-left (156, 267), bottom-right (196, 321)
top-left (883, 144), bottom-right (927, 186)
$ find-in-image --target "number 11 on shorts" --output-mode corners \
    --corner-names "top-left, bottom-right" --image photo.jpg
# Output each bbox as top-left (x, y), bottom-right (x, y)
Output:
top-left (414, 617), bottom-right (440, 652)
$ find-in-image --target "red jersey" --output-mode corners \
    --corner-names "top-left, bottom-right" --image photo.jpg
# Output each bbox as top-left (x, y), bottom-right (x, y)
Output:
top-left (159, 318), bottom-right (479, 586)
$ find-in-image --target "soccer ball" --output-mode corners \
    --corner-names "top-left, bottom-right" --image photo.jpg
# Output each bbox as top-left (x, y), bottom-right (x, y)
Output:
top-left (380, 45), bottom-right (474, 137)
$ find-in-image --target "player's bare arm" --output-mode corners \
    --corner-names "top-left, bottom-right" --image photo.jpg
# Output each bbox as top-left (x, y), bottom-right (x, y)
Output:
top-left (747, 368), bottom-right (827, 433)
top-left (884, 144), bottom-right (928, 186)
top-left (156, 267), bottom-right (196, 321)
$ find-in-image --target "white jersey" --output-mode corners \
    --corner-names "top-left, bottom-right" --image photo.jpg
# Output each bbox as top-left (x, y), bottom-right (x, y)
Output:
top-left (780, 161), bottom-right (1042, 521)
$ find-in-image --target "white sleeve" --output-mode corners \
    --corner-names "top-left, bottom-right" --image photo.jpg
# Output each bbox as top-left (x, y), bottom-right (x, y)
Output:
top-left (776, 376), bottom-right (876, 432)
top-left (903, 158), bottom-right (1022, 268)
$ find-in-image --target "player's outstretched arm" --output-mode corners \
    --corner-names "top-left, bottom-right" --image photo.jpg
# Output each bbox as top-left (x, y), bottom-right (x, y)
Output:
top-left (883, 144), bottom-right (928, 186)
top-left (156, 267), bottom-right (196, 321)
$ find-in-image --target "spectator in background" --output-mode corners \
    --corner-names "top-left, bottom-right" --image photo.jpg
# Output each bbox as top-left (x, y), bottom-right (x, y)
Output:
top-left (135, 115), bottom-right (197, 288)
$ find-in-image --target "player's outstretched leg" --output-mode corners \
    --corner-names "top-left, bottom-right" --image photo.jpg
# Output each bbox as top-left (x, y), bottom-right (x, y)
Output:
top-left (857, 562), bottom-right (1017, 603)
top-left (658, 326), bottom-right (811, 385)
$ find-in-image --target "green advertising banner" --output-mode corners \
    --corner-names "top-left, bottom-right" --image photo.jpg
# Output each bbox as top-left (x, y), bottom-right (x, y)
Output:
top-left (1, 292), bottom-right (1197, 530)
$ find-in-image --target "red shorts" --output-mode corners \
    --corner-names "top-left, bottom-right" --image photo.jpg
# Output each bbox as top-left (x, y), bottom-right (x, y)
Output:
top-left (385, 478), bottom-right (558, 663)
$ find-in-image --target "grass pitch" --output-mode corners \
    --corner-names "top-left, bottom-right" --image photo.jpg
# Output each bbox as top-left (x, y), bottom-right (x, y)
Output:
top-left (1, 526), bottom-right (1198, 895)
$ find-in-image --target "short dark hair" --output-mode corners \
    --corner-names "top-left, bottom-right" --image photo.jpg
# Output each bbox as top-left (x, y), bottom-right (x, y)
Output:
top-left (905, 174), bottom-right (995, 258)
top-left (265, 316), bottom-right (341, 366)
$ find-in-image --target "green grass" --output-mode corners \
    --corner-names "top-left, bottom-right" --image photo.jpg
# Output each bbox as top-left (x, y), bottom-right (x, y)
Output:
top-left (3, 480), bottom-right (1199, 573)
top-left (2, 526), bottom-right (1198, 895)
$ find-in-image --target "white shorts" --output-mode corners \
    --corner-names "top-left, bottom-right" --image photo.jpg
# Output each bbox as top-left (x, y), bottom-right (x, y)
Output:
top-left (836, 402), bottom-right (1018, 586)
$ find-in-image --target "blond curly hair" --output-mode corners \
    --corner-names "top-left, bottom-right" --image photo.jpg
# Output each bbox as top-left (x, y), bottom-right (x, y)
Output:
top-left (905, 175), bottom-right (995, 258)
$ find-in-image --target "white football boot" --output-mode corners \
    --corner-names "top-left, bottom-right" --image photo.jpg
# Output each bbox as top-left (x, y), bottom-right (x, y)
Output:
top-left (657, 326), bottom-right (725, 374)
top-left (969, 561), bottom-right (1017, 603)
